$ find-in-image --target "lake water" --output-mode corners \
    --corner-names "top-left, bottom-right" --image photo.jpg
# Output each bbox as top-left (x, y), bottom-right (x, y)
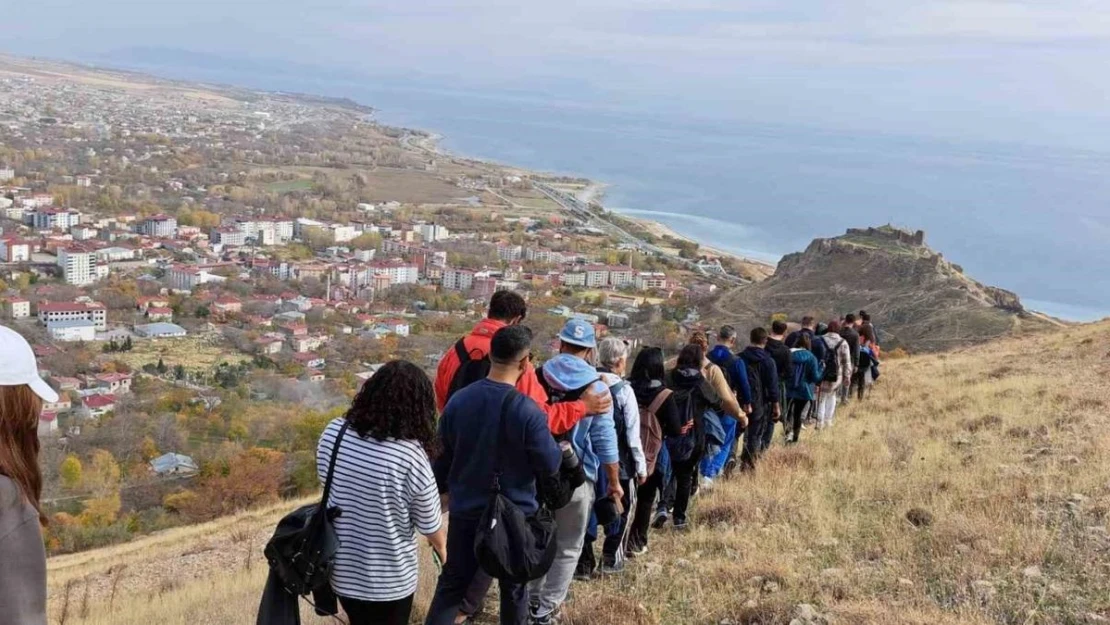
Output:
top-left (100, 59), bottom-right (1110, 321)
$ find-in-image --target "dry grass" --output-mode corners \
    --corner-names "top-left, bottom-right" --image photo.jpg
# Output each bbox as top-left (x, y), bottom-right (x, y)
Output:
top-left (49, 322), bottom-right (1110, 624)
top-left (110, 335), bottom-right (252, 371)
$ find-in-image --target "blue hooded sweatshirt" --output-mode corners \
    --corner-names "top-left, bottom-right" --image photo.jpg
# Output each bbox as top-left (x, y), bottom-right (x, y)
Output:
top-left (542, 354), bottom-right (619, 483)
top-left (707, 345), bottom-right (753, 405)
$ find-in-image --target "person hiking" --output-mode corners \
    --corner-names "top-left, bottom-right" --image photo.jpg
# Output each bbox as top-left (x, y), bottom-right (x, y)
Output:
top-left (838, 314), bottom-right (862, 405)
top-left (528, 319), bottom-right (621, 625)
top-left (0, 326), bottom-right (56, 625)
top-left (625, 347), bottom-right (681, 555)
top-left (763, 321), bottom-right (792, 449)
top-left (426, 326), bottom-right (564, 625)
top-left (785, 316), bottom-right (828, 364)
top-left (576, 338), bottom-right (646, 579)
top-left (316, 361), bottom-right (447, 625)
top-left (700, 328), bottom-right (749, 485)
top-left (434, 290), bottom-right (611, 434)
top-left (816, 320), bottom-right (852, 430)
top-left (784, 334), bottom-right (824, 444)
top-left (856, 335), bottom-right (881, 402)
top-left (434, 292), bottom-right (610, 624)
top-left (661, 343), bottom-right (727, 531)
top-left (739, 327), bottom-right (781, 467)
top-left (859, 311), bottom-right (879, 350)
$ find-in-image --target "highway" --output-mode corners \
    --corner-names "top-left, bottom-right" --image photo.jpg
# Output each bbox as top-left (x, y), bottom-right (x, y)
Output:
top-left (533, 182), bottom-right (749, 284)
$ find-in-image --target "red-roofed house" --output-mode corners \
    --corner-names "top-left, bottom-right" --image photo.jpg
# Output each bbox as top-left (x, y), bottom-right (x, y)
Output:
top-left (37, 300), bottom-right (107, 330)
top-left (146, 307), bottom-right (173, 321)
top-left (136, 296), bottom-right (171, 311)
top-left (212, 297), bottom-right (243, 314)
top-left (38, 412), bottom-right (58, 437)
top-left (292, 352), bottom-right (326, 369)
top-left (79, 394), bottom-right (117, 419)
top-left (94, 373), bottom-right (132, 395)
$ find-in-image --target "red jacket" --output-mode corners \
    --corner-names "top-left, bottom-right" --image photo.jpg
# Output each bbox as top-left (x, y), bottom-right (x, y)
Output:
top-left (434, 318), bottom-right (584, 435)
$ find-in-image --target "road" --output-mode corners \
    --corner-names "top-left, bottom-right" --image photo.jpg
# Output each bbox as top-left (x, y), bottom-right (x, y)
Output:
top-left (533, 182), bottom-right (749, 284)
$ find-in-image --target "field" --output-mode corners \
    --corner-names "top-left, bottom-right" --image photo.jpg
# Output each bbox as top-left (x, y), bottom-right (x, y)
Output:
top-left (263, 179), bottom-right (315, 193)
top-left (49, 321), bottom-right (1110, 624)
top-left (253, 165), bottom-right (482, 205)
top-left (110, 335), bottom-right (253, 372)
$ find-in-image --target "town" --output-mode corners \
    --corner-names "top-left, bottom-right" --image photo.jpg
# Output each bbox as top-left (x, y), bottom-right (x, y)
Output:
top-left (0, 57), bottom-right (743, 553)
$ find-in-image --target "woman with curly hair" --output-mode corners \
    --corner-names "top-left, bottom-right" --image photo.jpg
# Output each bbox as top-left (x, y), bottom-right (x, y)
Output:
top-left (317, 360), bottom-right (447, 625)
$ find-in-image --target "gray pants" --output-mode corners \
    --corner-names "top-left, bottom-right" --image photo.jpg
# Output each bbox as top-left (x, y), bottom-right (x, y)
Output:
top-left (528, 480), bottom-right (594, 619)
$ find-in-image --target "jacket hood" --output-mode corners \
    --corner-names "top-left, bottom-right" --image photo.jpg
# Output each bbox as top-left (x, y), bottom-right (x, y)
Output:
top-left (740, 345), bottom-right (771, 364)
top-left (543, 353), bottom-right (602, 391)
top-left (707, 345), bottom-right (735, 364)
top-left (670, 367), bottom-right (705, 389)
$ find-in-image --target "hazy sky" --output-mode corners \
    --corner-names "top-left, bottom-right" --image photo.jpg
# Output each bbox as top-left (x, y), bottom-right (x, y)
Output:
top-left (6, 0), bottom-right (1110, 150)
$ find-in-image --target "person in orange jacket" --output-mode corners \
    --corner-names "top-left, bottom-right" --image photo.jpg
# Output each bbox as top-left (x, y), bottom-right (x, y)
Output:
top-left (434, 291), bottom-right (611, 436)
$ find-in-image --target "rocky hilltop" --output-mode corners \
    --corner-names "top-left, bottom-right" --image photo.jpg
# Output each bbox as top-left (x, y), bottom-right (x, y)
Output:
top-left (715, 225), bottom-right (1058, 351)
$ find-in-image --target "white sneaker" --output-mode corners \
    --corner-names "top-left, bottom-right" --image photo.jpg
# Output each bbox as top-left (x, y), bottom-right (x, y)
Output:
top-left (699, 476), bottom-right (714, 491)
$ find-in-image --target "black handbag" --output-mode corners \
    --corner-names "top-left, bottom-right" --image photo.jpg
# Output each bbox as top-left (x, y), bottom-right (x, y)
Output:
top-left (473, 390), bottom-right (558, 583)
top-left (263, 421), bottom-right (350, 596)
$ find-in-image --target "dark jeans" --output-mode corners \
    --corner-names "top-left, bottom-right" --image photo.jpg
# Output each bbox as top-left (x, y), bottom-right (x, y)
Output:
top-left (425, 515), bottom-right (529, 625)
top-left (787, 399), bottom-right (810, 442)
top-left (460, 570), bottom-right (493, 617)
top-left (339, 594), bottom-right (413, 625)
top-left (629, 470), bottom-right (662, 549)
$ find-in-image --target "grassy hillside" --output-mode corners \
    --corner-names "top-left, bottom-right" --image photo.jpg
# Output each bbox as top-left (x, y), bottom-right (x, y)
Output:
top-left (49, 321), bottom-right (1110, 624)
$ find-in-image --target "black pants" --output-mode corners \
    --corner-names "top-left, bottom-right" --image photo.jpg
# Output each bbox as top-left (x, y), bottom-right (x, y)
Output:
top-left (339, 594), bottom-right (414, 625)
top-left (787, 399), bottom-right (809, 442)
top-left (425, 515), bottom-right (529, 625)
top-left (629, 470), bottom-right (662, 550)
top-left (741, 413), bottom-right (766, 469)
top-left (671, 458), bottom-right (698, 525)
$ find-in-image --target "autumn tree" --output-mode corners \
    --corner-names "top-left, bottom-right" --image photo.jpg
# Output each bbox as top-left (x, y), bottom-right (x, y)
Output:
top-left (59, 455), bottom-right (83, 490)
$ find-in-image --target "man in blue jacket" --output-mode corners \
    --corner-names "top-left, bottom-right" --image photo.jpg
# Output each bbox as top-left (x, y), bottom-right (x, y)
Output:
top-left (739, 327), bottom-right (781, 463)
top-left (529, 318), bottom-right (620, 625)
top-left (427, 326), bottom-right (563, 625)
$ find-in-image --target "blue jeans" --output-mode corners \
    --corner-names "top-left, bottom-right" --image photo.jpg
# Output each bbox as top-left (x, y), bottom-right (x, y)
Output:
top-left (700, 416), bottom-right (738, 479)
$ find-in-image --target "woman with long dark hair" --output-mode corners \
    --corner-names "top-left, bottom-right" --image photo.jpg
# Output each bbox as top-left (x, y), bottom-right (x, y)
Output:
top-left (0, 326), bottom-right (57, 625)
top-left (317, 360), bottom-right (447, 625)
top-left (625, 347), bottom-right (681, 553)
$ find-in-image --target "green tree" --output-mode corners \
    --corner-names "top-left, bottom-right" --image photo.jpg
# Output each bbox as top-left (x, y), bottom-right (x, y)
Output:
top-left (174, 364), bottom-right (186, 380)
top-left (156, 358), bottom-right (168, 375)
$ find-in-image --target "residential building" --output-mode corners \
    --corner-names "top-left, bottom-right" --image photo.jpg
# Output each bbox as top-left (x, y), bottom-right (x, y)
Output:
top-left (416, 223), bottom-right (449, 243)
top-left (166, 264), bottom-right (226, 291)
top-left (45, 319), bottom-right (97, 342)
top-left (330, 224), bottom-right (358, 243)
top-left (4, 298), bottom-right (30, 319)
top-left (38, 412), bottom-right (59, 437)
top-left (584, 265), bottom-right (610, 288)
top-left (71, 225), bottom-right (99, 240)
top-left (79, 393), bottom-right (118, 419)
top-left (134, 322), bottom-right (188, 338)
top-left (139, 214), bottom-right (178, 237)
top-left (0, 237), bottom-right (31, 262)
top-left (379, 319), bottom-right (411, 337)
top-left (32, 208), bottom-right (81, 231)
top-left (635, 272), bottom-right (669, 290)
top-left (212, 297), bottom-right (243, 314)
top-left (57, 246), bottom-right (102, 285)
top-left (562, 272), bottom-right (587, 287)
top-left (136, 296), bottom-right (171, 311)
top-left (145, 307), bottom-right (173, 321)
top-left (0, 167), bottom-right (14, 181)
top-left (94, 372), bottom-right (133, 395)
top-left (210, 226), bottom-right (247, 247)
top-left (95, 246), bottom-right (136, 262)
top-left (497, 245), bottom-right (523, 262)
top-left (370, 261), bottom-right (419, 286)
top-left (38, 301), bottom-right (107, 331)
top-left (442, 267), bottom-right (476, 292)
top-left (609, 267), bottom-right (634, 288)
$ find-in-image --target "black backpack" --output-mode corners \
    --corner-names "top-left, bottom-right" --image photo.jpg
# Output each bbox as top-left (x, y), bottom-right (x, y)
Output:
top-left (262, 421), bottom-right (349, 598)
top-left (447, 338), bottom-right (491, 402)
top-left (744, 357), bottom-right (765, 420)
top-left (821, 336), bottom-right (843, 383)
top-left (607, 380), bottom-right (635, 480)
top-left (708, 349), bottom-right (744, 399)
top-left (665, 387), bottom-right (698, 462)
top-left (474, 390), bottom-right (558, 583)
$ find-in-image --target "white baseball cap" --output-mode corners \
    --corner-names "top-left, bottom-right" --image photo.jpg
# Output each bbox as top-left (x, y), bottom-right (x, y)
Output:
top-left (0, 325), bottom-right (60, 403)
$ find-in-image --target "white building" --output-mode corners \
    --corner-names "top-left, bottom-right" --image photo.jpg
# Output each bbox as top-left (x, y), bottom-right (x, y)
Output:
top-left (96, 246), bottom-right (136, 262)
top-left (330, 224), bottom-right (358, 243)
top-left (562, 272), bottom-right (587, 287)
top-left (71, 225), bottom-right (99, 241)
top-left (443, 268), bottom-right (476, 292)
top-left (139, 214), bottom-right (178, 238)
top-left (497, 245), bottom-right (523, 262)
top-left (609, 267), bottom-right (634, 288)
top-left (417, 223), bottom-right (450, 243)
top-left (635, 272), bottom-right (669, 290)
top-left (4, 298), bottom-right (30, 319)
top-left (0, 238), bottom-right (31, 262)
top-left (166, 264), bottom-right (226, 291)
top-left (0, 167), bottom-right (14, 181)
top-left (57, 247), bottom-right (104, 286)
top-left (38, 300), bottom-right (108, 330)
top-left (584, 265), bottom-right (610, 288)
top-left (32, 208), bottom-right (81, 231)
top-left (370, 261), bottom-right (419, 286)
top-left (134, 322), bottom-right (188, 338)
top-left (46, 319), bottom-right (97, 342)
top-left (210, 227), bottom-right (248, 247)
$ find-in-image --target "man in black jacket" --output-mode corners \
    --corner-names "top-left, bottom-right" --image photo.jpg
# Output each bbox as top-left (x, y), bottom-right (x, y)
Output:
top-left (763, 320), bottom-right (792, 450)
top-left (739, 327), bottom-right (781, 463)
top-left (838, 314), bottom-right (862, 405)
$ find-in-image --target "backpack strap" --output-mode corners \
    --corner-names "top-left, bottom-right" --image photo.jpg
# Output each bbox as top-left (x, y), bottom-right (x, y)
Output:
top-left (317, 420), bottom-right (351, 520)
top-left (454, 338), bottom-right (470, 364)
top-left (490, 389), bottom-right (520, 492)
top-left (647, 388), bottom-right (672, 415)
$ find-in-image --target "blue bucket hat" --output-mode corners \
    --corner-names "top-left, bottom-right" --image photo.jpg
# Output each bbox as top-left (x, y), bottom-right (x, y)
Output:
top-left (558, 318), bottom-right (597, 349)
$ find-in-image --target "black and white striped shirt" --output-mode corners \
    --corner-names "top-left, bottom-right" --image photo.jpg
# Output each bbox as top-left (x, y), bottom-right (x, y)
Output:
top-left (317, 419), bottom-right (443, 602)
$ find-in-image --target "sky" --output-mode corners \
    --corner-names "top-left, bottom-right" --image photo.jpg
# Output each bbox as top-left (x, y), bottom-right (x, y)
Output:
top-left (5, 0), bottom-right (1110, 151)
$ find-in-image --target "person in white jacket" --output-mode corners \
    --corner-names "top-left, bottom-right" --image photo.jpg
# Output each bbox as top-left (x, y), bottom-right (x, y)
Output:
top-left (576, 338), bottom-right (645, 578)
top-left (817, 320), bottom-right (853, 429)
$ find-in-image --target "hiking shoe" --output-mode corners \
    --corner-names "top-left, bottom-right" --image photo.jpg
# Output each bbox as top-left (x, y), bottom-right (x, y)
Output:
top-left (530, 611), bottom-right (555, 625)
top-left (573, 562), bottom-right (594, 582)
top-left (673, 518), bottom-right (690, 532)
top-left (722, 457), bottom-right (738, 479)
top-left (627, 543), bottom-right (648, 557)
top-left (599, 560), bottom-right (626, 575)
top-left (651, 510), bottom-right (669, 529)
top-left (699, 476), bottom-right (714, 491)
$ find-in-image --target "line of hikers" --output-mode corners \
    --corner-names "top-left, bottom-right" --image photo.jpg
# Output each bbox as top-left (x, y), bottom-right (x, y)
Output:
top-left (287, 292), bottom-right (883, 625)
